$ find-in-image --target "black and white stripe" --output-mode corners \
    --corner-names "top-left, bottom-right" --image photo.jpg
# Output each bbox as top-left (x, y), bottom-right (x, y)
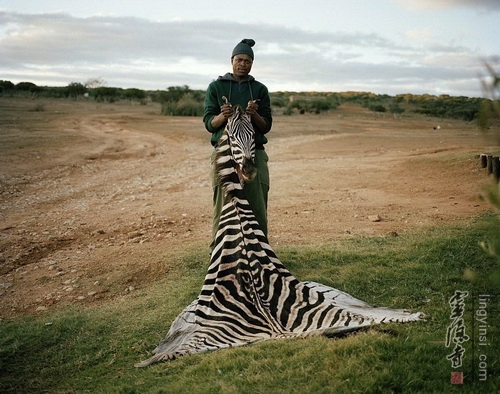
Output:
top-left (219, 98), bottom-right (257, 187)
top-left (135, 103), bottom-right (424, 367)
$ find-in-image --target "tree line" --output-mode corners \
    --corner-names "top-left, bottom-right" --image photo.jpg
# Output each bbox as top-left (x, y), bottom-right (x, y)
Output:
top-left (0, 79), bottom-right (494, 122)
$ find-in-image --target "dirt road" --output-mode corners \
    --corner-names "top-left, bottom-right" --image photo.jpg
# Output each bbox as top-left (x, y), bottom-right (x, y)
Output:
top-left (0, 97), bottom-right (495, 319)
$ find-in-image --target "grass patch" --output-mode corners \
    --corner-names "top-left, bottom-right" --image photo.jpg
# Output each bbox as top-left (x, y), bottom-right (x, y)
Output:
top-left (1, 220), bottom-right (499, 393)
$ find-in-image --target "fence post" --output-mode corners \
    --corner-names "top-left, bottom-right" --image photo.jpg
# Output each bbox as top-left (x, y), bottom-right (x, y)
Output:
top-left (480, 153), bottom-right (488, 168)
top-left (487, 155), bottom-right (493, 175)
top-left (493, 157), bottom-right (500, 181)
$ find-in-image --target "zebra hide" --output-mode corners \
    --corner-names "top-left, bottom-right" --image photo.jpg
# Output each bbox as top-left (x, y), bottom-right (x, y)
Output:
top-left (135, 108), bottom-right (425, 367)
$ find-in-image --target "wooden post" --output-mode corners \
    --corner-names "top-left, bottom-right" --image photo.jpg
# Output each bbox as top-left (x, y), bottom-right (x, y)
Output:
top-left (480, 153), bottom-right (488, 168)
top-left (487, 155), bottom-right (493, 175)
top-left (493, 157), bottom-right (500, 181)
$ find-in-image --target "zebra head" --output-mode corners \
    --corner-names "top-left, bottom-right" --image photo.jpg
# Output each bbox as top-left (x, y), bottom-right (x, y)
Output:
top-left (223, 97), bottom-right (257, 184)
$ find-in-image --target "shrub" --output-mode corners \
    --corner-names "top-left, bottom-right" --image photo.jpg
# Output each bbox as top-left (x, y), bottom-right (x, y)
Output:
top-left (175, 94), bottom-right (203, 116)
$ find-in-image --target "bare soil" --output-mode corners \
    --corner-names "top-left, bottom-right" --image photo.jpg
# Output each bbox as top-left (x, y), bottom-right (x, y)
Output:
top-left (0, 97), bottom-right (496, 319)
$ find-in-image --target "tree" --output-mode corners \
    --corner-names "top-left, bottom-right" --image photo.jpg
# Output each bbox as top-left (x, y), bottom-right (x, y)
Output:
top-left (479, 63), bottom-right (500, 135)
top-left (84, 77), bottom-right (106, 89)
top-left (478, 62), bottom-right (500, 287)
top-left (92, 87), bottom-right (119, 102)
top-left (159, 85), bottom-right (191, 103)
top-left (0, 80), bottom-right (15, 93)
top-left (158, 86), bottom-right (205, 116)
top-left (15, 81), bottom-right (41, 94)
top-left (66, 82), bottom-right (87, 99)
top-left (123, 88), bottom-right (146, 101)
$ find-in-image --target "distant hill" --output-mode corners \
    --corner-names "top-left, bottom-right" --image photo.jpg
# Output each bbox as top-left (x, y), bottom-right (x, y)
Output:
top-left (0, 80), bottom-right (493, 122)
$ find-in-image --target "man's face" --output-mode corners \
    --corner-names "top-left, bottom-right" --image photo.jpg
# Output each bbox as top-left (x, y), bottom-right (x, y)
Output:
top-left (231, 54), bottom-right (253, 80)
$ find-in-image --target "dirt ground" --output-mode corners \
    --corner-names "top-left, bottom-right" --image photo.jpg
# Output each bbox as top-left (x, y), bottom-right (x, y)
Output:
top-left (0, 97), bottom-right (497, 319)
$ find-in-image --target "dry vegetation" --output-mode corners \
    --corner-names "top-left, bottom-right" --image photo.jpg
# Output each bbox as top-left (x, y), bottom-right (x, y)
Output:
top-left (0, 97), bottom-right (496, 319)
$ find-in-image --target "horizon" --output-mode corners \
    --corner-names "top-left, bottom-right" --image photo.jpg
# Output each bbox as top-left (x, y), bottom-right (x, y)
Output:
top-left (1, 79), bottom-right (490, 100)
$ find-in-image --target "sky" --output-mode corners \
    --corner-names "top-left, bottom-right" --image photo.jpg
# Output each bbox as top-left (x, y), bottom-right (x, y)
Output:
top-left (0, 0), bottom-right (499, 97)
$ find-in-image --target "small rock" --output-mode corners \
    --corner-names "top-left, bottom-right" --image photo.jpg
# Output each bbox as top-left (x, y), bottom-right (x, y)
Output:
top-left (36, 306), bottom-right (48, 312)
top-left (368, 215), bottom-right (381, 222)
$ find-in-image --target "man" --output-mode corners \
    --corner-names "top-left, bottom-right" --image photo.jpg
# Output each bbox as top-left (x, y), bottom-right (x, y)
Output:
top-left (203, 38), bottom-right (273, 245)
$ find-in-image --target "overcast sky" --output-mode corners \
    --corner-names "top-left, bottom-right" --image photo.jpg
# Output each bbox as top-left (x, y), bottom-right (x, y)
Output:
top-left (1, 0), bottom-right (498, 97)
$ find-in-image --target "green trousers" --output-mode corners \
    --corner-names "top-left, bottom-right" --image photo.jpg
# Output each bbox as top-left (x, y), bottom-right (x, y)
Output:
top-left (211, 149), bottom-right (269, 245)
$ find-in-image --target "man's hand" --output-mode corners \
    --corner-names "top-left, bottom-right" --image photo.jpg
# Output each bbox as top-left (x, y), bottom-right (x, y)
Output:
top-left (220, 102), bottom-right (233, 119)
top-left (245, 100), bottom-right (259, 117)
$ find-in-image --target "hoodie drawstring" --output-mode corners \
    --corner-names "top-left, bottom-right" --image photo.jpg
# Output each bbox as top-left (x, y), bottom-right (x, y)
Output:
top-left (248, 81), bottom-right (254, 101)
top-left (226, 80), bottom-right (253, 104)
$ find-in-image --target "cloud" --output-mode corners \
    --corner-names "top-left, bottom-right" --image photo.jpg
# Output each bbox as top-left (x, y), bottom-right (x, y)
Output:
top-left (0, 11), bottom-right (493, 97)
top-left (1, 12), bottom-right (227, 64)
top-left (394, 0), bottom-right (500, 12)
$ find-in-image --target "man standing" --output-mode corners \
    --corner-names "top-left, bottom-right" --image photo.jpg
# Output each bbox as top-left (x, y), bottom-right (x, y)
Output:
top-left (203, 38), bottom-right (273, 244)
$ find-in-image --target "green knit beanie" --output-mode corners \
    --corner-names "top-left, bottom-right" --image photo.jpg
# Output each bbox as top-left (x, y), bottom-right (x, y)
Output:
top-left (231, 39), bottom-right (255, 60)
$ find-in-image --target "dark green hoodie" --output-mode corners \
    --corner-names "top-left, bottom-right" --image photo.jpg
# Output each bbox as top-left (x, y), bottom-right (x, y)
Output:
top-left (203, 73), bottom-right (272, 147)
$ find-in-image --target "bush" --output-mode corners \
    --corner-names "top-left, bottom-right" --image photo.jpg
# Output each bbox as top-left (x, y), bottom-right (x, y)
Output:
top-left (0, 80), bottom-right (15, 94)
top-left (389, 103), bottom-right (405, 114)
top-left (123, 88), bottom-right (146, 101)
top-left (175, 94), bottom-right (204, 116)
top-left (159, 86), bottom-right (204, 116)
top-left (369, 104), bottom-right (387, 113)
top-left (65, 82), bottom-right (87, 99)
top-left (92, 87), bottom-right (119, 102)
top-left (288, 98), bottom-right (337, 114)
top-left (31, 103), bottom-right (45, 112)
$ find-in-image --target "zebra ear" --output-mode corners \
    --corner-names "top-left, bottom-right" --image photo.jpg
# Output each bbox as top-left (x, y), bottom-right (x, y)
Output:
top-left (233, 104), bottom-right (244, 115)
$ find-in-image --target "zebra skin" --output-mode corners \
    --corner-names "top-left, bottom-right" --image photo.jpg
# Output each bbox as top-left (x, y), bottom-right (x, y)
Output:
top-left (135, 103), bottom-right (424, 367)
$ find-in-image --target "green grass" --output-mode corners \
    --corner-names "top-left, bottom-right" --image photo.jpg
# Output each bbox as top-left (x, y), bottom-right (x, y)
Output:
top-left (1, 218), bottom-right (499, 393)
